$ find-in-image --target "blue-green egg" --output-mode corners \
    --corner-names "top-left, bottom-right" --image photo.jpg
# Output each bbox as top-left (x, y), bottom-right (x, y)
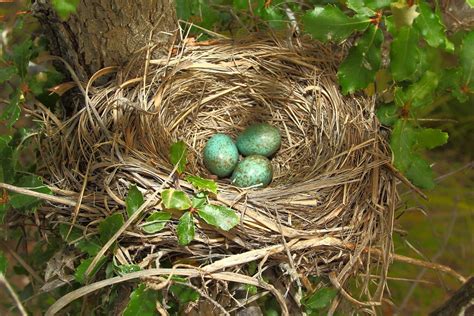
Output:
top-left (231, 155), bottom-right (273, 188)
top-left (203, 134), bottom-right (239, 177)
top-left (236, 123), bottom-right (281, 157)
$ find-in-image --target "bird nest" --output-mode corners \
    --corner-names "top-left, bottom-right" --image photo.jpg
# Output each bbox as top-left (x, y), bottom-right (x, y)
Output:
top-left (35, 36), bottom-right (398, 314)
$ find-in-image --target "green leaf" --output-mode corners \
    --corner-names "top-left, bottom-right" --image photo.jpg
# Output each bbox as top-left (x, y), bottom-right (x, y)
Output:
top-left (197, 2), bottom-right (220, 30)
top-left (74, 256), bottom-right (107, 284)
top-left (390, 3), bottom-right (419, 28)
top-left (161, 189), bottom-right (192, 210)
top-left (265, 309), bottom-right (279, 316)
top-left (201, 2), bottom-right (220, 26)
top-left (376, 103), bottom-right (399, 126)
top-left (244, 284), bottom-right (258, 295)
top-left (439, 68), bottom-right (468, 102)
top-left (125, 185), bottom-right (144, 217)
top-left (175, 0), bottom-right (189, 19)
top-left (59, 223), bottom-right (83, 243)
top-left (76, 239), bottom-right (102, 256)
top-left (338, 26), bottom-right (383, 94)
top-left (105, 261), bottom-right (114, 279)
top-left (141, 211), bottom-right (171, 234)
top-left (416, 128), bottom-right (449, 150)
top-left (115, 264), bottom-right (141, 275)
top-left (0, 251), bottom-right (7, 275)
top-left (346, 0), bottom-right (375, 17)
top-left (177, 211), bottom-right (195, 246)
top-left (197, 204), bottom-right (240, 231)
top-left (405, 155), bottom-right (435, 189)
top-left (391, 120), bottom-right (416, 172)
top-left (414, 1), bottom-right (452, 51)
top-left (390, 120), bottom-right (442, 189)
top-left (404, 71), bottom-right (439, 108)
top-left (123, 284), bottom-right (160, 316)
top-left (27, 70), bottom-right (64, 96)
top-left (384, 15), bottom-right (397, 34)
top-left (0, 136), bottom-right (15, 183)
top-left (390, 26), bottom-right (421, 82)
top-left (233, 0), bottom-right (249, 10)
top-left (1, 90), bottom-right (21, 127)
top-left (467, 0), bottom-right (474, 8)
top-left (302, 5), bottom-right (370, 42)
top-left (460, 31), bottom-right (474, 89)
top-left (259, 6), bottom-right (286, 29)
top-left (402, 71), bottom-right (439, 108)
top-left (364, 0), bottom-right (392, 9)
top-left (170, 140), bottom-right (187, 174)
top-left (192, 194), bottom-right (207, 209)
top-left (12, 40), bottom-right (33, 79)
top-left (170, 283), bottom-right (200, 304)
top-left (59, 224), bottom-right (102, 256)
top-left (176, 0), bottom-right (200, 21)
top-left (9, 175), bottom-right (52, 210)
top-left (302, 287), bottom-right (338, 310)
top-left (59, 224), bottom-right (101, 255)
top-left (186, 175), bottom-right (218, 194)
top-left (51, 0), bottom-right (79, 20)
top-left (0, 66), bottom-right (17, 84)
top-left (99, 213), bottom-right (124, 245)
top-left (247, 261), bottom-right (257, 275)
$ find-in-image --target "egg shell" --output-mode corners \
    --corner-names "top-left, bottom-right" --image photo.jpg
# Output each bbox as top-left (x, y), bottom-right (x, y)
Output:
top-left (231, 155), bottom-right (273, 188)
top-left (203, 134), bottom-right (239, 177)
top-left (236, 123), bottom-right (281, 157)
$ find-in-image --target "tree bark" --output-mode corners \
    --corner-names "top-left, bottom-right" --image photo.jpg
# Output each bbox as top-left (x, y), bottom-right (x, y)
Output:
top-left (430, 277), bottom-right (474, 316)
top-left (32, 0), bottom-right (177, 81)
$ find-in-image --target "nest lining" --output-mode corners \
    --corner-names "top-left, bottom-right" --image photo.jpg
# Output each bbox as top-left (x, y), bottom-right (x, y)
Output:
top-left (36, 36), bottom-right (397, 310)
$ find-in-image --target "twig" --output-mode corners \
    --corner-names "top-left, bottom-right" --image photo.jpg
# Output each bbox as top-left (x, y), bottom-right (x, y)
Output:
top-left (345, 242), bottom-right (467, 283)
top-left (0, 241), bottom-right (43, 284)
top-left (67, 156), bottom-right (93, 240)
top-left (45, 268), bottom-right (282, 315)
top-left (435, 161), bottom-right (473, 183)
top-left (391, 254), bottom-right (466, 283)
top-left (401, 162), bottom-right (473, 198)
top-left (385, 163), bottom-right (428, 199)
top-left (329, 272), bottom-right (381, 307)
top-left (398, 199), bottom-right (459, 312)
top-left (0, 274), bottom-right (28, 316)
top-left (0, 182), bottom-right (97, 213)
top-left (84, 163), bottom-right (180, 278)
top-left (174, 281), bottom-right (229, 316)
top-left (361, 274), bottom-right (435, 285)
top-left (84, 190), bottom-right (160, 278)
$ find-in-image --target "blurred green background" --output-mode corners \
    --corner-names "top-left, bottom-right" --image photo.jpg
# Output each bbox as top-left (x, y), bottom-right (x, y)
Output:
top-left (389, 158), bottom-right (473, 314)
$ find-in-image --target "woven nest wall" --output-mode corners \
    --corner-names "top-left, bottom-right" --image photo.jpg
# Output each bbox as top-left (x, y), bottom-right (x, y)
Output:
top-left (37, 36), bottom-right (397, 310)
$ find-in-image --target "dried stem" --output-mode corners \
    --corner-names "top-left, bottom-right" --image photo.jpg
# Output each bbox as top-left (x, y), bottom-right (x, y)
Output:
top-left (0, 274), bottom-right (28, 316)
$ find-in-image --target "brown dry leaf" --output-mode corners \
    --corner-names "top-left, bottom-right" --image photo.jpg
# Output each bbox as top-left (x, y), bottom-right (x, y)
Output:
top-left (44, 252), bottom-right (75, 282)
top-left (48, 81), bottom-right (77, 96)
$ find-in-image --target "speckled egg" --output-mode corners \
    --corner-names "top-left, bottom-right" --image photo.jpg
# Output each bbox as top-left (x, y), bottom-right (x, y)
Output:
top-left (236, 123), bottom-right (281, 157)
top-left (203, 134), bottom-right (239, 177)
top-left (231, 155), bottom-right (273, 188)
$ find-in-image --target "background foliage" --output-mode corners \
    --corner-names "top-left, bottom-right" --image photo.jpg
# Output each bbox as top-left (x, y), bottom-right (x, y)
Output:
top-left (0, 0), bottom-right (472, 315)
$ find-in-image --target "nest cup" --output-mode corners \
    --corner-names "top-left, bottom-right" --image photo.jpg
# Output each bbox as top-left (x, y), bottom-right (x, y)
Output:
top-left (38, 36), bottom-right (397, 308)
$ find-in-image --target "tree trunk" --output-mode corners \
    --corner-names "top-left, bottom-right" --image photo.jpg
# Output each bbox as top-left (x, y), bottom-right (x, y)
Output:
top-left (32, 0), bottom-right (177, 81)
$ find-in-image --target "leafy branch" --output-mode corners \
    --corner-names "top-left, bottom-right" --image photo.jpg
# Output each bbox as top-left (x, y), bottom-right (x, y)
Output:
top-left (164, 141), bottom-right (240, 245)
top-left (299, 0), bottom-right (471, 189)
top-left (175, 0), bottom-right (471, 189)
